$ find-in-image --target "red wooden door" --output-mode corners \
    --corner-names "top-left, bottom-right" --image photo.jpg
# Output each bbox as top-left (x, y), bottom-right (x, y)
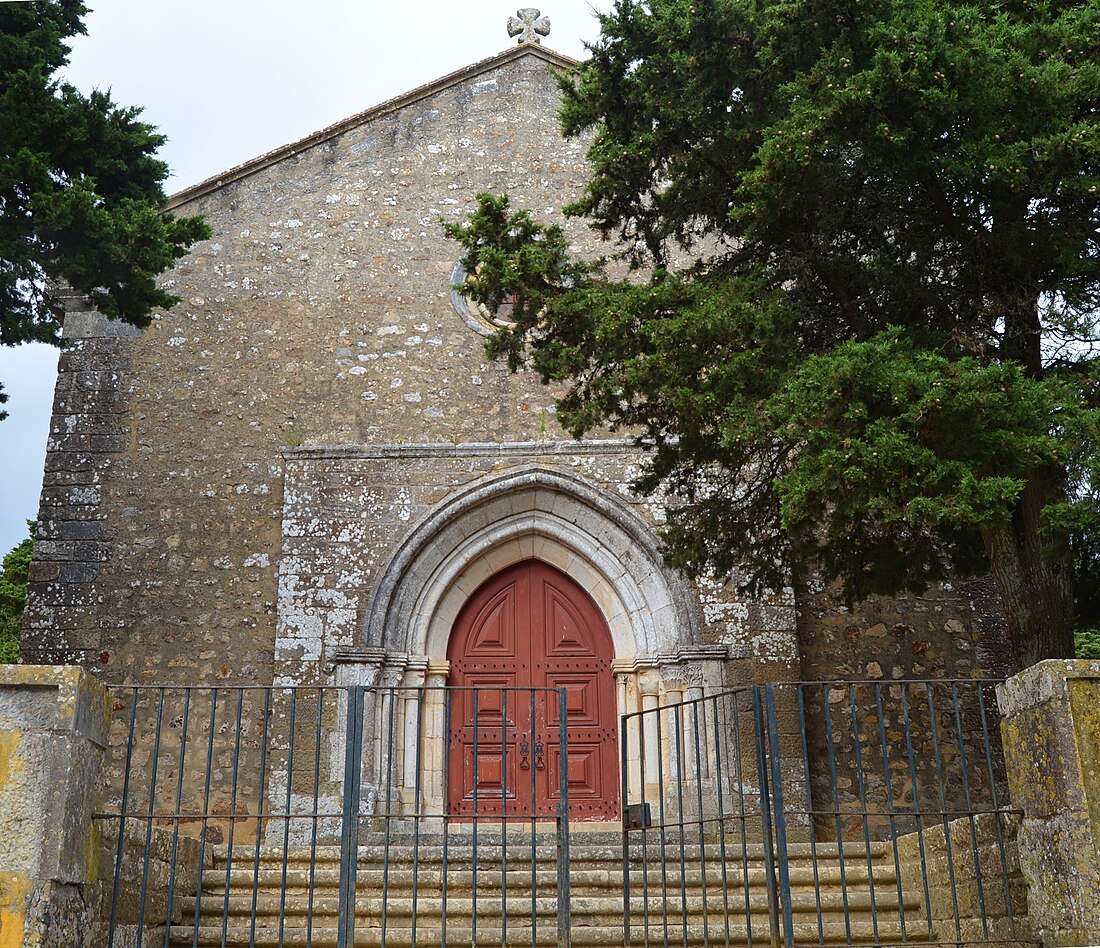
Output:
top-left (446, 560), bottom-right (619, 821)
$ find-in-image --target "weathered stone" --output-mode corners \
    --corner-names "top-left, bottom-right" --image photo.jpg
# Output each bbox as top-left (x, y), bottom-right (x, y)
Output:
top-left (997, 660), bottom-right (1100, 947)
top-left (0, 665), bottom-right (109, 948)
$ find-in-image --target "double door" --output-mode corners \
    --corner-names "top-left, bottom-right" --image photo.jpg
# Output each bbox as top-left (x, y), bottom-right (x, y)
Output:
top-left (446, 559), bottom-right (619, 821)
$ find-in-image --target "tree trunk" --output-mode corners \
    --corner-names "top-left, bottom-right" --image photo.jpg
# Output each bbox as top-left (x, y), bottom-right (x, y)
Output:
top-left (981, 470), bottom-right (1075, 670)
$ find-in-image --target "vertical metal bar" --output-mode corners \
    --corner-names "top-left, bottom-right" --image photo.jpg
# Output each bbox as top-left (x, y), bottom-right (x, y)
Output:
top-left (191, 689), bottom-right (220, 948)
top-left (672, 699), bottom-right (689, 948)
top-left (872, 684), bottom-right (907, 942)
top-left (219, 689), bottom-right (247, 948)
top-left (729, 691), bottom-right (754, 948)
top-left (978, 683), bottom-right (1018, 939)
top-left (530, 687), bottom-right (538, 947)
top-left (338, 687), bottom-right (363, 948)
top-left (951, 681), bottom-right (989, 938)
top-left (622, 709), bottom-right (631, 948)
top-left (305, 689), bottom-right (325, 947)
top-left (764, 686), bottom-right (795, 948)
top-left (710, 694), bottom-right (732, 948)
top-left (821, 683), bottom-right (852, 944)
top-left (751, 688), bottom-right (781, 948)
top-left (691, 699), bottom-right (711, 948)
top-left (248, 688), bottom-right (272, 948)
top-left (556, 686), bottom-right (572, 948)
top-left (925, 683), bottom-right (963, 943)
top-left (847, 684), bottom-right (879, 944)
top-left (655, 691), bottom-right (671, 948)
top-left (412, 686), bottom-right (426, 948)
top-left (347, 687), bottom-right (366, 948)
top-left (795, 686), bottom-right (825, 945)
top-left (442, 687), bottom-right (452, 948)
top-left (472, 687), bottom-right (480, 947)
top-left (501, 687), bottom-right (508, 945)
top-left (163, 688), bottom-right (192, 948)
top-left (276, 688), bottom-right (298, 948)
top-left (900, 686), bottom-right (935, 943)
top-left (135, 687), bottom-right (166, 948)
top-left (639, 694), bottom-right (652, 948)
top-left (380, 687), bottom-right (398, 948)
top-left (107, 687), bottom-right (139, 948)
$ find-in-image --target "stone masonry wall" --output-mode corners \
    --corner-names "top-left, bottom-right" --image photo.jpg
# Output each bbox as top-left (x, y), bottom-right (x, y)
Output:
top-left (24, 49), bottom-right (610, 683)
top-left (275, 440), bottom-right (798, 685)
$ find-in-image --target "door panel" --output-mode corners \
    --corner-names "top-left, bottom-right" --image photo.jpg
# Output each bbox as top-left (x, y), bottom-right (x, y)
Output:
top-left (447, 560), bottom-right (619, 820)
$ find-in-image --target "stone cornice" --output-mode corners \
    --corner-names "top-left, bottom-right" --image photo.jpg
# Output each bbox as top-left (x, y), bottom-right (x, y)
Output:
top-left (282, 439), bottom-right (640, 460)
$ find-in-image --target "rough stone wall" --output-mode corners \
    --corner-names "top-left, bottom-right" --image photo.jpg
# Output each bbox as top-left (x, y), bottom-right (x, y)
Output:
top-left (22, 49), bottom-right (612, 683)
top-left (20, 299), bottom-right (138, 668)
top-left (897, 812), bottom-right (1030, 945)
top-left (796, 576), bottom-right (1014, 685)
top-left (794, 578), bottom-right (1014, 836)
top-left (276, 440), bottom-right (797, 684)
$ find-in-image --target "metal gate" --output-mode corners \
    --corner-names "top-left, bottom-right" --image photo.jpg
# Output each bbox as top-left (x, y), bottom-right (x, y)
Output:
top-left (620, 679), bottom-right (1031, 948)
top-left (98, 684), bottom-right (573, 948)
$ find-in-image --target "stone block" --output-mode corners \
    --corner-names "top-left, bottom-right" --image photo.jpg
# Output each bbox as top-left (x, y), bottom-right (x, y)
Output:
top-left (0, 666), bottom-right (110, 947)
top-left (997, 660), bottom-right (1100, 947)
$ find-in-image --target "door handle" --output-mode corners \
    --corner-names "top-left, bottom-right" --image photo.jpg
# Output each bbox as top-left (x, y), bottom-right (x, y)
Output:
top-left (520, 736), bottom-right (530, 770)
top-left (534, 736), bottom-right (545, 770)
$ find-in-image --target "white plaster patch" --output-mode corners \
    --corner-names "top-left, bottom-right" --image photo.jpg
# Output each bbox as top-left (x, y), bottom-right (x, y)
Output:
top-left (395, 487), bottom-right (413, 522)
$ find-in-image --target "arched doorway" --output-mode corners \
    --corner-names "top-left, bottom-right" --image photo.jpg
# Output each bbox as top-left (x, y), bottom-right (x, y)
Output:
top-left (446, 559), bottom-right (620, 821)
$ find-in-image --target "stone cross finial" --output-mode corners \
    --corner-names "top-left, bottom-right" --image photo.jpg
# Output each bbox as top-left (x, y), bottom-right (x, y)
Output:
top-left (507, 8), bottom-right (551, 44)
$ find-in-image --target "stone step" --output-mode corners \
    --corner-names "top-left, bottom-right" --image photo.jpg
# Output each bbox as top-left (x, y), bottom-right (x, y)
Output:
top-left (169, 920), bottom-right (928, 946)
top-left (180, 888), bottom-right (918, 924)
top-left (200, 862), bottom-right (896, 893)
top-left (211, 840), bottom-right (892, 868)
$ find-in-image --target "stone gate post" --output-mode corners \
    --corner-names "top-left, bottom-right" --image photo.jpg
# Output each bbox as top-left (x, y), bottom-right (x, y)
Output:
top-left (0, 665), bottom-right (109, 948)
top-left (998, 659), bottom-right (1100, 947)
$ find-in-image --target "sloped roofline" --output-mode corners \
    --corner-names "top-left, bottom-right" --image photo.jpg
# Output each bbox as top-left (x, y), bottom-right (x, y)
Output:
top-left (164, 43), bottom-right (579, 211)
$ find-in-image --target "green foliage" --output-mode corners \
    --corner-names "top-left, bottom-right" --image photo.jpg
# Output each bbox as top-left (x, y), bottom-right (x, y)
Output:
top-left (449, 0), bottom-right (1100, 666)
top-left (1072, 533), bottom-right (1100, 659)
top-left (1076, 628), bottom-right (1100, 660)
top-left (0, 0), bottom-right (210, 418)
top-left (0, 522), bottom-right (33, 664)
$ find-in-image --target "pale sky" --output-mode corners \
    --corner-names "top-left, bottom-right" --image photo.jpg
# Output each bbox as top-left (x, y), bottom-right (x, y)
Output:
top-left (0, 0), bottom-right (611, 554)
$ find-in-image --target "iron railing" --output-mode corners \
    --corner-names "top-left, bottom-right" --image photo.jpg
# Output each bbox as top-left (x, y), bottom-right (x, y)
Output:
top-left (620, 679), bottom-right (1029, 948)
top-left (97, 684), bottom-right (573, 948)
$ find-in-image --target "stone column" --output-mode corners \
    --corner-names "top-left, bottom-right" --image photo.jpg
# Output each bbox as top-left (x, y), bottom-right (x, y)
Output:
top-left (422, 661), bottom-right (450, 822)
top-left (0, 665), bottom-right (110, 948)
top-left (332, 648), bottom-right (384, 816)
top-left (399, 663), bottom-right (428, 813)
top-left (662, 672), bottom-right (686, 786)
top-left (638, 672), bottom-right (661, 796)
top-left (685, 681), bottom-right (708, 780)
top-left (374, 659), bottom-right (406, 814)
top-left (613, 665), bottom-right (641, 799)
top-left (997, 660), bottom-right (1100, 947)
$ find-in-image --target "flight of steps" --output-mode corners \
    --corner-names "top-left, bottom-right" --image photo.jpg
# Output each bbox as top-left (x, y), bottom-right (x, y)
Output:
top-left (170, 831), bottom-right (927, 946)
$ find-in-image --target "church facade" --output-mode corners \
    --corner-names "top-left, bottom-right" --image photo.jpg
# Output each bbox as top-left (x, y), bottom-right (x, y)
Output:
top-left (21, 38), bottom-right (1011, 821)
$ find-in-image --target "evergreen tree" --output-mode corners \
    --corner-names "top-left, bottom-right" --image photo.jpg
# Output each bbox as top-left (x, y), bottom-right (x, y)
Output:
top-left (0, 0), bottom-right (209, 418)
top-left (0, 523), bottom-right (33, 663)
top-left (448, 0), bottom-right (1100, 669)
